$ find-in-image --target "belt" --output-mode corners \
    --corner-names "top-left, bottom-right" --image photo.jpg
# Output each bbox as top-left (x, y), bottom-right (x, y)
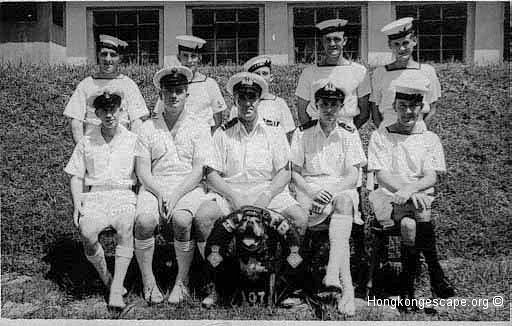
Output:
top-left (90, 185), bottom-right (132, 192)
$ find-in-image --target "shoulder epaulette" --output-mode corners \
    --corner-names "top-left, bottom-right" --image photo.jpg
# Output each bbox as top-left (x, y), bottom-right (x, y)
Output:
top-left (338, 121), bottom-right (355, 133)
top-left (221, 118), bottom-right (239, 131)
top-left (299, 120), bottom-right (318, 131)
top-left (263, 118), bottom-right (280, 127)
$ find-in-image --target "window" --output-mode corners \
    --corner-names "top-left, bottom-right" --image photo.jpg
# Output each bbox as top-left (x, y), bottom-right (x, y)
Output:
top-left (396, 3), bottom-right (467, 63)
top-left (293, 6), bottom-right (362, 63)
top-left (93, 10), bottom-right (160, 65)
top-left (1, 2), bottom-right (37, 22)
top-left (191, 8), bottom-right (260, 65)
top-left (52, 2), bottom-right (64, 27)
top-left (505, 4), bottom-right (511, 61)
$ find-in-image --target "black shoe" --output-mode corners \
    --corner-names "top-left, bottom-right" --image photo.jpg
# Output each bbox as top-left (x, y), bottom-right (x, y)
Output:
top-left (431, 277), bottom-right (455, 299)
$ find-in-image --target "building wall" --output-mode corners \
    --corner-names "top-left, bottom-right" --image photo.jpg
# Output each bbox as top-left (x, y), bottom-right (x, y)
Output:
top-left (1, 1), bottom-right (507, 65)
top-left (473, 2), bottom-right (504, 65)
top-left (0, 3), bottom-right (66, 64)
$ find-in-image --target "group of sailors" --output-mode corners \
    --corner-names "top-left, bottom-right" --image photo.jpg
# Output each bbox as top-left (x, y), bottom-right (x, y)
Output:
top-left (63, 16), bottom-right (454, 315)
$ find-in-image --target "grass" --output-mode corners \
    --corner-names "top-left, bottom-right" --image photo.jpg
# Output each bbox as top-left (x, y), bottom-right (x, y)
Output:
top-left (0, 62), bottom-right (510, 320)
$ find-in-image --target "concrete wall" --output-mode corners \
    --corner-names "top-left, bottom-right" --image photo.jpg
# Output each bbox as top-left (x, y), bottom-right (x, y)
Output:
top-left (367, 2), bottom-right (394, 65)
top-left (0, 42), bottom-right (66, 64)
top-left (473, 2), bottom-right (504, 65)
top-left (264, 2), bottom-right (289, 64)
top-left (163, 2), bottom-right (186, 66)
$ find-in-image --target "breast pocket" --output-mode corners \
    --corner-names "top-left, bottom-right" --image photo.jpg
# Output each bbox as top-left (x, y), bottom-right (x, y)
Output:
top-left (304, 151), bottom-right (322, 173)
top-left (84, 147), bottom-right (109, 174)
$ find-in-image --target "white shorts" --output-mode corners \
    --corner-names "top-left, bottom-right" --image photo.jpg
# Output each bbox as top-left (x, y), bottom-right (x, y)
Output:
top-left (79, 187), bottom-right (136, 234)
top-left (296, 179), bottom-right (362, 225)
top-left (136, 186), bottom-right (209, 224)
top-left (207, 183), bottom-right (299, 215)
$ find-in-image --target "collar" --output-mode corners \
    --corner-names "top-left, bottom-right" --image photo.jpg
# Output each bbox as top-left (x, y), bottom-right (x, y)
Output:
top-left (157, 109), bottom-right (188, 134)
top-left (313, 121), bottom-right (342, 139)
top-left (92, 73), bottom-right (124, 80)
top-left (90, 124), bottom-right (126, 145)
top-left (190, 71), bottom-right (208, 83)
top-left (385, 61), bottom-right (421, 71)
top-left (385, 123), bottom-right (424, 135)
top-left (235, 117), bottom-right (267, 138)
top-left (317, 57), bottom-right (352, 67)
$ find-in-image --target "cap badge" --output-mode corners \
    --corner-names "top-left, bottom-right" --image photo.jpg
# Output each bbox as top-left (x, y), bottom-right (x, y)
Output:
top-left (324, 82), bottom-right (336, 92)
top-left (242, 76), bottom-right (254, 86)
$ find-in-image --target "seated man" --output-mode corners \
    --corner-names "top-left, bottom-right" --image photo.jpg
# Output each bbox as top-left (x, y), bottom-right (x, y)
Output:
top-left (64, 88), bottom-right (138, 309)
top-left (196, 72), bottom-right (307, 308)
top-left (367, 78), bottom-right (454, 309)
top-left (290, 79), bottom-right (367, 316)
top-left (134, 66), bottom-right (216, 304)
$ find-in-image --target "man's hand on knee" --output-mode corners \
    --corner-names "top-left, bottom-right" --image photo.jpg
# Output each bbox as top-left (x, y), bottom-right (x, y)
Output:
top-left (411, 193), bottom-right (433, 211)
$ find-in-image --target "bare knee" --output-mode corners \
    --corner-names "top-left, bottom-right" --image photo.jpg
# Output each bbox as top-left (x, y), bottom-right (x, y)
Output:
top-left (283, 205), bottom-right (308, 236)
top-left (173, 210), bottom-right (193, 240)
top-left (333, 194), bottom-right (353, 215)
top-left (134, 212), bottom-right (158, 240)
top-left (115, 221), bottom-right (134, 246)
top-left (400, 217), bottom-right (416, 246)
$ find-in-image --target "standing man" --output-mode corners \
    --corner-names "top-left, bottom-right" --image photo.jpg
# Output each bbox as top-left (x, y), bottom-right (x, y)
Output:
top-left (367, 78), bottom-right (454, 310)
top-left (133, 66), bottom-right (216, 304)
top-left (196, 72), bottom-right (308, 308)
top-left (370, 17), bottom-right (441, 131)
top-left (154, 35), bottom-right (227, 129)
top-left (291, 79), bottom-right (367, 316)
top-left (64, 34), bottom-right (148, 143)
top-left (229, 55), bottom-right (296, 138)
top-left (294, 19), bottom-right (371, 290)
top-left (64, 88), bottom-right (138, 309)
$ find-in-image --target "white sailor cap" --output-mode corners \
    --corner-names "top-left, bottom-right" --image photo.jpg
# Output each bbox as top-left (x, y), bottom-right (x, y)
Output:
top-left (312, 78), bottom-right (346, 100)
top-left (99, 34), bottom-right (128, 51)
top-left (226, 72), bottom-right (269, 97)
top-left (315, 19), bottom-right (348, 36)
top-left (391, 77), bottom-right (429, 102)
top-left (153, 65), bottom-right (193, 89)
top-left (176, 35), bottom-right (206, 52)
top-left (87, 87), bottom-right (125, 109)
top-left (381, 17), bottom-right (415, 40)
top-left (243, 55), bottom-right (272, 73)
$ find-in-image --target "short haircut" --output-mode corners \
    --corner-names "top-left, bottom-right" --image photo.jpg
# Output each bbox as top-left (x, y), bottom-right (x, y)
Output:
top-left (93, 93), bottom-right (122, 110)
top-left (160, 72), bottom-right (189, 90)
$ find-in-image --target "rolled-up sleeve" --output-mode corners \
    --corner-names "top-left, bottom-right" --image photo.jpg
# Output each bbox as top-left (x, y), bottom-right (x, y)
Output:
top-left (208, 79), bottom-right (227, 114)
top-left (357, 68), bottom-right (371, 98)
top-left (270, 128), bottom-right (291, 171)
top-left (63, 82), bottom-right (86, 121)
top-left (290, 129), bottom-right (304, 168)
top-left (64, 141), bottom-right (86, 178)
top-left (125, 78), bottom-right (149, 121)
top-left (134, 129), bottom-right (151, 159)
top-left (368, 131), bottom-right (390, 172)
top-left (295, 67), bottom-right (312, 100)
top-left (423, 134), bottom-right (446, 173)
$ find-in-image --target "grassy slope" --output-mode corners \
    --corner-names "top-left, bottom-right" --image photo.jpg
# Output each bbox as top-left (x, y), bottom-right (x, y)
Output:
top-left (0, 63), bottom-right (510, 320)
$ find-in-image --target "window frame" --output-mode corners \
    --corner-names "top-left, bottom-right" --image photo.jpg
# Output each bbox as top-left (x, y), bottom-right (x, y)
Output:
top-left (394, 1), bottom-right (468, 63)
top-left (90, 7), bottom-right (163, 65)
top-left (187, 5), bottom-right (264, 66)
top-left (288, 2), bottom-right (368, 64)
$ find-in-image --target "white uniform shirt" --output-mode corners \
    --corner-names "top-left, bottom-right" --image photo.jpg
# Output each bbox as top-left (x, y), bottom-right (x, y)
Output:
top-left (210, 118), bottom-right (291, 187)
top-left (367, 127), bottom-right (446, 193)
top-left (155, 72), bottom-right (227, 126)
top-left (135, 112), bottom-right (215, 183)
top-left (291, 121), bottom-right (367, 181)
top-left (229, 95), bottom-right (296, 133)
top-left (63, 75), bottom-right (148, 133)
top-left (295, 62), bottom-right (371, 125)
top-left (64, 125), bottom-right (138, 187)
top-left (370, 64), bottom-right (441, 129)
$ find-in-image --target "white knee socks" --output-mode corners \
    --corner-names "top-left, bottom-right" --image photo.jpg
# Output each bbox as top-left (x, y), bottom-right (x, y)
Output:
top-left (324, 214), bottom-right (353, 290)
top-left (111, 245), bottom-right (133, 294)
top-left (134, 237), bottom-right (156, 289)
top-left (174, 240), bottom-right (195, 284)
top-left (86, 245), bottom-right (111, 286)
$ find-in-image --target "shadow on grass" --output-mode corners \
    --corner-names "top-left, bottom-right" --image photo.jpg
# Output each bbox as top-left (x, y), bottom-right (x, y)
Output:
top-left (42, 232), bottom-right (210, 301)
